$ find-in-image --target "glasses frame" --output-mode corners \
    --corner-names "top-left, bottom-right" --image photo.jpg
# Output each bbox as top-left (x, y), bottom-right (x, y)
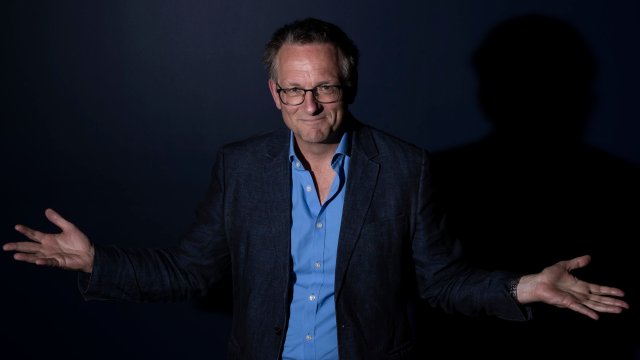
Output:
top-left (276, 83), bottom-right (344, 105)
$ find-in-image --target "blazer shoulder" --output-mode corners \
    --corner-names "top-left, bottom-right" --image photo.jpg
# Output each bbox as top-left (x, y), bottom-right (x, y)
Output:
top-left (355, 123), bottom-right (429, 162)
top-left (219, 128), bottom-right (289, 160)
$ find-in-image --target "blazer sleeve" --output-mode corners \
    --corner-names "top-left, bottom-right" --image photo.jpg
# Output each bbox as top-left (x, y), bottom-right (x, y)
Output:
top-left (79, 149), bottom-right (231, 302)
top-left (412, 149), bottom-right (531, 321)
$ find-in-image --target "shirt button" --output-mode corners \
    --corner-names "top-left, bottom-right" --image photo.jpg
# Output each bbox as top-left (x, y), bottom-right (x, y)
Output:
top-left (295, 162), bottom-right (301, 168)
top-left (314, 261), bottom-right (321, 269)
top-left (309, 294), bottom-right (316, 301)
top-left (305, 334), bottom-right (313, 341)
top-left (305, 185), bottom-right (312, 192)
top-left (316, 222), bottom-right (323, 229)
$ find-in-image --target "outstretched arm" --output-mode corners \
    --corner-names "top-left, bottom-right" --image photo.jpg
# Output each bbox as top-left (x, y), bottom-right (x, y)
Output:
top-left (3, 208), bottom-right (94, 273)
top-left (515, 255), bottom-right (629, 320)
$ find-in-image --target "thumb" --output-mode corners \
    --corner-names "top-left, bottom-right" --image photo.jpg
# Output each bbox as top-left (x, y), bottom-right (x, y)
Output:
top-left (44, 208), bottom-right (75, 232)
top-left (564, 254), bottom-right (591, 272)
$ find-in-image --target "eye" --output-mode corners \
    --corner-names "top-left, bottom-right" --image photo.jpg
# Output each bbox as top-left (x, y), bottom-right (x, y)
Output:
top-left (315, 85), bottom-right (333, 94)
top-left (285, 88), bottom-right (304, 96)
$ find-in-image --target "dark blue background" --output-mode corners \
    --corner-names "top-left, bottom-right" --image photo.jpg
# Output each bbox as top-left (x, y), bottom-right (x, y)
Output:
top-left (2, 1), bottom-right (639, 359)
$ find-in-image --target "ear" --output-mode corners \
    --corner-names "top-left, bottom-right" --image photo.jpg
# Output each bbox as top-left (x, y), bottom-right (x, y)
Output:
top-left (268, 79), bottom-right (283, 110)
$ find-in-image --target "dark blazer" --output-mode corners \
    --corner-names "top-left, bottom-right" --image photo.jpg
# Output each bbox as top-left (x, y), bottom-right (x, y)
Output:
top-left (82, 120), bottom-right (527, 359)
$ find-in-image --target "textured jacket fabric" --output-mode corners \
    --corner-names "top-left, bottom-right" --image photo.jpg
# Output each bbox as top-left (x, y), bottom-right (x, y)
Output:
top-left (81, 120), bottom-right (527, 359)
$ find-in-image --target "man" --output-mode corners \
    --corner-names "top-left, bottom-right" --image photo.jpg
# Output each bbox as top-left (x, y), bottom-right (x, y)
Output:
top-left (3, 18), bottom-right (629, 360)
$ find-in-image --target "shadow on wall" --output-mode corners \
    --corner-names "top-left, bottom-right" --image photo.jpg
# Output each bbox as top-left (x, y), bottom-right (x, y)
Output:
top-left (415, 14), bottom-right (639, 359)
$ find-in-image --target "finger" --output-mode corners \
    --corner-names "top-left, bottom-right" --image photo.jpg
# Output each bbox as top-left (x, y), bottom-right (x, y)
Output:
top-left (586, 294), bottom-right (629, 310)
top-left (45, 208), bottom-right (75, 232)
top-left (6, 242), bottom-right (42, 254)
top-left (3, 243), bottom-right (16, 251)
top-left (13, 253), bottom-right (41, 264)
top-left (567, 302), bottom-right (599, 320)
top-left (14, 253), bottom-right (60, 267)
top-left (582, 298), bottom-right (627, 313)
top-left (14, 224), bottom-right (44, 243)
top-left (588, 284), bottom-right (625, 297)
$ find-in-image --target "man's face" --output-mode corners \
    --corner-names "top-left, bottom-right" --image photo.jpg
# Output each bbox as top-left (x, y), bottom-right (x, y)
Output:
top-left (268, 43), bottom-right (347, 147)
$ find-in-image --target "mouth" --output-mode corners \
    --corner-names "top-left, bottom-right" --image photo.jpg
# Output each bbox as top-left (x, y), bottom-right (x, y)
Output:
top-left (299, 116), bottom-right (325, 122)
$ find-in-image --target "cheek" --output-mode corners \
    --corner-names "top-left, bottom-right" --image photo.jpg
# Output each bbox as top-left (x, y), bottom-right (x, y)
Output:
top-left (282, 106), bottom-right (297, 118)
top-left (280, 108), bottom-right (297, 125)
top-left (329, 107), bottom-right (344, 125)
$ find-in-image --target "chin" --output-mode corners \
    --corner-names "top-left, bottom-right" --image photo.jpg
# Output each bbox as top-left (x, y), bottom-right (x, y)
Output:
top-left (303, 136), bottom-right (329, 144)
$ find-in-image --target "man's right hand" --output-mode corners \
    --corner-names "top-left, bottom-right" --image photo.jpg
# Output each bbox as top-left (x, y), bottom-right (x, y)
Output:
top-left (3, 208), bottom-right (94, 273)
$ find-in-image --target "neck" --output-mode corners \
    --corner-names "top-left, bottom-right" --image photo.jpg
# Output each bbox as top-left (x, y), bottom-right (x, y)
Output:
top-left (295, 115), bottom-right (351, 168)
top-left (295, 138), bottom-right (340, 170)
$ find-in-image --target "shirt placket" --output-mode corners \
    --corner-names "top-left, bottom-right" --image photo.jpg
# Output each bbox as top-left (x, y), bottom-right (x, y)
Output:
top-left (301, 169), bottom-right (322, 359)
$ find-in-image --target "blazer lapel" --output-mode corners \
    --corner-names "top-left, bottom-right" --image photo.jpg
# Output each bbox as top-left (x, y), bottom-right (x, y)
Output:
top-left (263, 129), bottom-right (293, 277)
top-left (262, 125), bottom-right (380, 300)
top-left (335, 124), bottom-right (379, 300)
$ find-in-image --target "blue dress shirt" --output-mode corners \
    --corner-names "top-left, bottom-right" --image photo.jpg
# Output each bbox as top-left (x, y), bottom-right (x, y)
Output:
top-left (282, 132), bottom-right (350, 360)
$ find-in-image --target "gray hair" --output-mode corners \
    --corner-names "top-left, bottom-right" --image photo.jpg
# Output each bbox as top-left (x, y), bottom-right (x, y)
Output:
top-left (262, 18), bottom-right (359, 102)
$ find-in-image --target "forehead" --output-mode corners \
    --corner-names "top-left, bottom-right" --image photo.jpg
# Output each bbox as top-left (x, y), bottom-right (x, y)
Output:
top-left (276, 43), bottom-right (341, 82)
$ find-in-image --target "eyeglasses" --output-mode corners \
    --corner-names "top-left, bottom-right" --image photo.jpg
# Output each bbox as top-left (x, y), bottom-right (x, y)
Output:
top-left (276, 83), bottom-right (343, 105)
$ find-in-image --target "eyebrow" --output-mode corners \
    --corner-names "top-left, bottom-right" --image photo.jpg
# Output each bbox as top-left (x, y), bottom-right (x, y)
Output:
top-left (279, 80), bottom-right (338, 88)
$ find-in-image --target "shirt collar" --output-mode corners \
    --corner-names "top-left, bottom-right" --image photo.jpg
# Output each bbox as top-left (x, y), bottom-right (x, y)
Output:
top-left (288, 131), bottom-right (351, 166)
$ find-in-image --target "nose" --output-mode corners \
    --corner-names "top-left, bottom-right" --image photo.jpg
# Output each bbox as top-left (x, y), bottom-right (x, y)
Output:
top-left (302, 90), bottom-right (321, 114)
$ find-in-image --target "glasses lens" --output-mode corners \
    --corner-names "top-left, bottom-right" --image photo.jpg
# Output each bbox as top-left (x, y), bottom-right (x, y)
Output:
top-left (279, 89), bottom-right (304, 105)
top-left (278, 85), bottom-right (342, 105)
top-left (314, 86), bottom-right (341, 103)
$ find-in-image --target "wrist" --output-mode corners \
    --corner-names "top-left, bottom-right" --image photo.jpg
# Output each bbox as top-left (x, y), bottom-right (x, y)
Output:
top-left (508, 276), bottom-right (521, 304)
top-left (82, 245), bottom-right (95, 273)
